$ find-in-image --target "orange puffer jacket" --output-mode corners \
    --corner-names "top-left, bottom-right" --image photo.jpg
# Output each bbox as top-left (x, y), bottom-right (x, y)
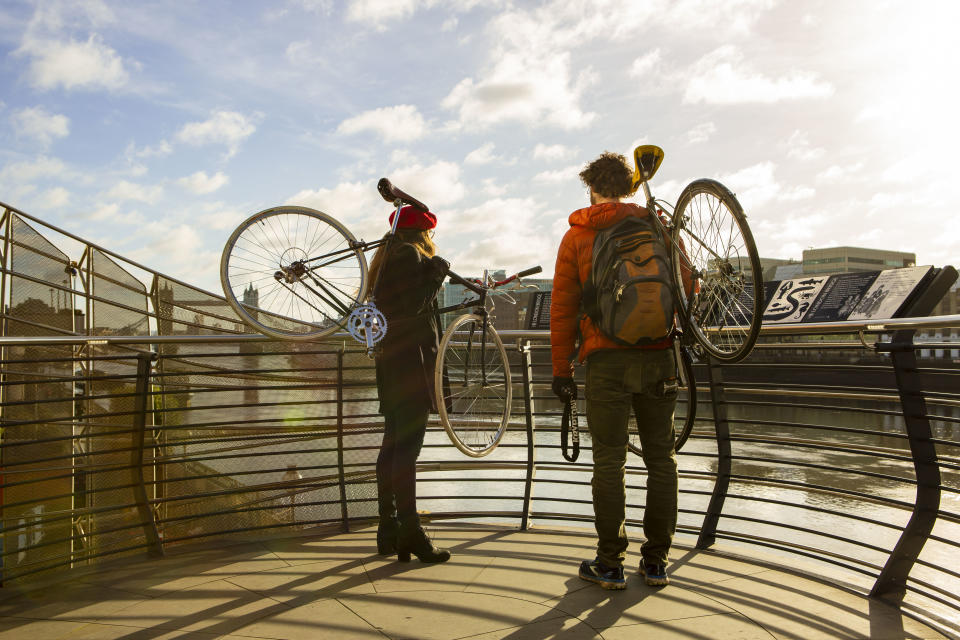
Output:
top-left (550, 202), bottom-right (688, 377)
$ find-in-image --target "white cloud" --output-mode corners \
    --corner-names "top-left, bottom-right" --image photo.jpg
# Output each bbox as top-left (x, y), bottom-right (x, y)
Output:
top-left (533, 143), bottom-right (575, 162)
top-left (344, 0), bottom-right (492, 28)
top-left (177, 171), bottom-right (229, 195)
top-left (81, 202), bottom-right (144, 225)
top-left (717, 162), bottom-right (781, 210)
top-left (440, 0), bottom-right (780, 131)
top-left (481, 178), bottom-right (507, 197)
top-left (104, 180), bottom-right (163, 203)
top-left (629, 49), bottom-right (662, 77)
top-left (175, 111), bottom-right (258, 157)
top-left (684, 46), bottom-right (834, 105)
top-left (10, 106), bottom-right (70, 146)
top-left (16, 34), bottom-right (131, 91)
top-left (336, 105), bottom-right (426, 143)
top-left (290, 0), bottom-right (333, 14)
top-left (0, 156), bottom-right (68, 184)
top-left (465, 143), bottom-right (497, 165)
top-left (881, 155), bottom-right (928, 185)
top-left (285, 40), bottom-right (312, 65)
top-left (816, 163), bottom-right (864, 184)
top-left (346, 0), bottom-right (419, 26)
top-left (687, 122), bottom-right (716, 145)
top-left (534, 165), bottom-right (579, 184)
top-left (388, 160), bottom-right (465, 208)
top-left (785, 130), bottom-right (825, 161)
top-left (126, 140), bottom-right (173, 159)
top-left (442, 51), bottom-right (595, 131)
top-left (36, 186), bottom-right (70, 209)
top-left (441, 196), bottom-right (550, 275)
top-left (192, 202), bottom-right (247, 231)
top-left (127, 222), bottom-right (215, 286)
top-left (779, 185), bottom-right (816, 201)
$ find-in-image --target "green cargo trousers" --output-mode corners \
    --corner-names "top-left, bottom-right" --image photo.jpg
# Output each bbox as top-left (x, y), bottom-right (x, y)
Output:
top-left (585, 347), bottom-right (679, 568)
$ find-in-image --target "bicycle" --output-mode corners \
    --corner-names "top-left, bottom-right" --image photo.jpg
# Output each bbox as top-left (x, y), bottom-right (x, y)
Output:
top-left (635, 144), bottom-right (763, 363)
top-left (622, 144), bottom-right (762, 455)
top-left (220, 177), bottom-right (540, 457)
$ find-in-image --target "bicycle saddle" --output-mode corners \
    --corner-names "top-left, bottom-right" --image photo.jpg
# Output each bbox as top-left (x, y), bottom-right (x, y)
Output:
top-left (377, 178), bottom-right (430, 212)
top-left (631, 144), bottom-right (664, 188)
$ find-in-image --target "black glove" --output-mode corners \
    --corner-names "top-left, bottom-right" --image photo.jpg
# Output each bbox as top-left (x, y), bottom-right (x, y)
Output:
top-left (552, 376), bottom-right (577, 400)
top-left (429, 254), bottom-right (450, 275)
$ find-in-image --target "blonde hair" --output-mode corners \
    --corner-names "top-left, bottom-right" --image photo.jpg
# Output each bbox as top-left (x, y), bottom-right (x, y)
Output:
top-left (367, 229), bottom-right (436, 300)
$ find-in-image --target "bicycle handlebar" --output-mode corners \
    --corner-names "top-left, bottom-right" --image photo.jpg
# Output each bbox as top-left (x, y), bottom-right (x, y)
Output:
top-left (444, 265), bottom-right (542, 295)
top-left (493, 265), bottom-right (542, 287)
top-left (445, 270), bottom-right (484, 296)
top-left (517, 266), bottom-right (543, 278)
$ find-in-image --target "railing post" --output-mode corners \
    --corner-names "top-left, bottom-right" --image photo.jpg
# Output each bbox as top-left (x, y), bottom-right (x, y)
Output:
top-left (132, 351), bottom-right (163, 557)
top-left (696, 356), bottom-right (731, 549)
top-left (519, 341), bottom-right (536, 531)
top-left (336, 346), bottom-right (349, 532)
top-left (870, 332), bottom-right (941, 603)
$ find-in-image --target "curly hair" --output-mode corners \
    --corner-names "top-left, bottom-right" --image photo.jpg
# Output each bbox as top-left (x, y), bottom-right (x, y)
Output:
top-left (579, 152), bottom-right (636, 199)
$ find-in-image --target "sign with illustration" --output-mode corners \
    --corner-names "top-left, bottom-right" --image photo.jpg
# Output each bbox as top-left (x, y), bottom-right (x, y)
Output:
top-left (847, 265), bottom-right (933, 321)
top-left (526, 291), bottom-right (552, 330)
top-left (761, 275), bottom-right (830, 324)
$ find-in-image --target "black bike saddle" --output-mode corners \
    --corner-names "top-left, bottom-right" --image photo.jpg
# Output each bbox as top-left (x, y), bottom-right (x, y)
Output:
top-left (377, 178), bottom-right (430, 213)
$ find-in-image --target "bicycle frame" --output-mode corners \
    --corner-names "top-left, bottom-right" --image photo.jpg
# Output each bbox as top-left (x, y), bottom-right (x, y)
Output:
top-left (439, 269), bottom-right (493, 387)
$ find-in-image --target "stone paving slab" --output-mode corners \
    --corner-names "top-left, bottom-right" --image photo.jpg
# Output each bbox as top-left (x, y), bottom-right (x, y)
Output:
top-left (0, 524), bottom-right (950, 639)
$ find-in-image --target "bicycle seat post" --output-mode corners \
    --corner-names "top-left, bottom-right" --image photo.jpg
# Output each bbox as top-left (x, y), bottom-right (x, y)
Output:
top-left (640, 177), bottom-right (656, 211)
top-left (388, 199), bottom-right (403, 235)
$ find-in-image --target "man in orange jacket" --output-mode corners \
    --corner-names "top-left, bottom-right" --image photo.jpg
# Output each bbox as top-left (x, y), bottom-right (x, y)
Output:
top-left (550, 152), bottom-right (679, 589)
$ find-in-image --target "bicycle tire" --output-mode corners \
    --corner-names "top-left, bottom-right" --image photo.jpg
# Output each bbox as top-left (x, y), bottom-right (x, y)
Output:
top-left (435, 313), bottom-right (512, 457)
top-left (671, 179), bottom-right (763, 362)
top-left (220, 206), bottom-right (367, 340)
top-left (628, 342), bottom-right (697, 456)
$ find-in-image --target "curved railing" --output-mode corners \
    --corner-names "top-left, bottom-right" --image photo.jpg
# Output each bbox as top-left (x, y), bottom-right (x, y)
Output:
top-left (1, 201), bottom-right (959, 635)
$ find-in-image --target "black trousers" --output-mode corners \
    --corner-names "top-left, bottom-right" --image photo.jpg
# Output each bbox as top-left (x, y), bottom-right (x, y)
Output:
top-left (376, 405), bottom-right (429, 520)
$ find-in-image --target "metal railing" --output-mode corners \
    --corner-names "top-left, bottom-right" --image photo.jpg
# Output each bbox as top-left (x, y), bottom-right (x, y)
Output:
top-left (2, 201), bottom-right (959, 636)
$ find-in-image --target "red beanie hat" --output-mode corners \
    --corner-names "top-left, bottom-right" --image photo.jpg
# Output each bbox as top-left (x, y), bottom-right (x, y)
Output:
top-left (389, 205), bottom-right (437, 230)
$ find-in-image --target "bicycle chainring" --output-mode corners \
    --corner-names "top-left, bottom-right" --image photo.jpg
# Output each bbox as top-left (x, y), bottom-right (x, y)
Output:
top-left (347, 304), bottom-right (387, 349)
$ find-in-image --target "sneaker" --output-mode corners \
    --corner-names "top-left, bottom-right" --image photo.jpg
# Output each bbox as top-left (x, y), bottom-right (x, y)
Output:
top-left (579, 558), bottom-right (626, 590)
top-left (639, 561), bottom-right (669, 586)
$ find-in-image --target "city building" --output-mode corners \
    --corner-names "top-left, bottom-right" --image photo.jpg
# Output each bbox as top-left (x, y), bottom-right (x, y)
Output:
top-left (802, 246), bottom-right (916, 275)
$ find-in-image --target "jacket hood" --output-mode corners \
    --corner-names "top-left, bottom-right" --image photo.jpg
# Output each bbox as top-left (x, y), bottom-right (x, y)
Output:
top-left (568, 202), bottom-right (644, 230)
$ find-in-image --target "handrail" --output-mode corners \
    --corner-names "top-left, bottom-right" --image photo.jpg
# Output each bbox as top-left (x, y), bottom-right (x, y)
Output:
top-left (2, 312), bottom-right (959, 347)
top-left (3, 202), bottom-right (959, 635)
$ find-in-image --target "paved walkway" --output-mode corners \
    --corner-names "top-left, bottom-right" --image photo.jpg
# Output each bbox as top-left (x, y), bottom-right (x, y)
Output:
top-left (0, 524), bottom-right (949, 639)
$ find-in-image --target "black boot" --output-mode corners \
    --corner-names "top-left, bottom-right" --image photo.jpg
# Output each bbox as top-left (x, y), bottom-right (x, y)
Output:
top-left (377, 516), bottom-right (399, 555)
top-left (397, 515), bottom-right (450, 563)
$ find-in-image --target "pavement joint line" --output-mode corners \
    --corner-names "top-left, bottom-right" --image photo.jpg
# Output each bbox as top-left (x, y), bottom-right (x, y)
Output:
top-left (222, 575), bottom-right (297, 609)
top-left (607, 611), bottom-right (777, 639)
top-left (457, 553), bottom-right (498, 593)
top-left (333, 595), bottom-right (392, 639)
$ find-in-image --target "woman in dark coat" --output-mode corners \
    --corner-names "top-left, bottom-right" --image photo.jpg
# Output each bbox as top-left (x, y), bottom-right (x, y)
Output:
top-left (368, 204), bottom-right (451, 563)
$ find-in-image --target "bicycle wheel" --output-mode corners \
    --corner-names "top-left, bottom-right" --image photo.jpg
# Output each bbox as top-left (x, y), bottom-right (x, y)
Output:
top-left (221, 206), bottom-right (367, 340)
top-left (435, 313), bottom-right (512, 457)
top-left (671, 179), bottom-right (762, 362)
top-left (628, 342), bottom-right (697, 456)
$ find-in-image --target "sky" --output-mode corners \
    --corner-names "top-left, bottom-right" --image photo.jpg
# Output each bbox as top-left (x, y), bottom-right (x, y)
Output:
top-left (1, 0), bottom-right (958, 296)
